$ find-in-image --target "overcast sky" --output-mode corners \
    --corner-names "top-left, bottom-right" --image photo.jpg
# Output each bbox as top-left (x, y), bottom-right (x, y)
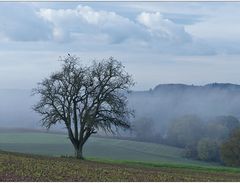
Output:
top-left (1, 2), bottom-right (240, 90)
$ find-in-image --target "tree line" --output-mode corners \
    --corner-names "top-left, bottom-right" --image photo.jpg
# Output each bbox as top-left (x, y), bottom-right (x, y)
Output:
top-left (133, 115), bottom-right (240, 166)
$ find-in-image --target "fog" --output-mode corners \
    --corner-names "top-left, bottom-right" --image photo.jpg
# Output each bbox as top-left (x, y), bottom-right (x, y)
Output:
top-left (0, 89), bottom-right (39, 128)
top-left (128, 83), bottom-right (240, 135)
top-left (1, 83), bottom-right (240, 136)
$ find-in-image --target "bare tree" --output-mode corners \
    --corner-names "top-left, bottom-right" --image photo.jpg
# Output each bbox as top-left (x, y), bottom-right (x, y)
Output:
top-left (33, 55), bottom-right (134, 159)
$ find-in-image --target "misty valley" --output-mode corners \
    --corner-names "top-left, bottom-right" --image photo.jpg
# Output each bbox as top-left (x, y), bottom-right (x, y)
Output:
top-left (1, 82), bottom-right (240, 167)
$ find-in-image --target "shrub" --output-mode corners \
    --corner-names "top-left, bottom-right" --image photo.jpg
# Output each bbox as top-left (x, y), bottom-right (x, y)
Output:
top-left (166, 115), bottom-right (205, 148)
top-left (197, 138), bottom-right (219, 162)
top-left (206, 115), bottom-right (240, 142)
top-left (220, 128), bottom-right (240, 167)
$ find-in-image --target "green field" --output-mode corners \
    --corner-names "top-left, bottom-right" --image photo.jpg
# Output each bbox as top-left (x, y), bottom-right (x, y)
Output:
top-left (0, 131), bottom-right (219, 167)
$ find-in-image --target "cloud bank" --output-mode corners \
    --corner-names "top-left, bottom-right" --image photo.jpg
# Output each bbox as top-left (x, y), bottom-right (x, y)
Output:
top-left (37, 5), bottom-right (192, 47)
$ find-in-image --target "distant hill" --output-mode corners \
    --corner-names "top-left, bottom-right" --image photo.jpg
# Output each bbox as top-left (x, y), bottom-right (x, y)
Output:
top-left (153, 83), bottom-right (240, 93)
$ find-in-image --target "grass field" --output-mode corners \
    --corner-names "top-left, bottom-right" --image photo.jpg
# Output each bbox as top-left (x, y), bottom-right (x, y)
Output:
top-left (1, 131), bottom-right (240, 181)
top-left (1, 151), bottom-right (240, 181)
top-left (0, 131), bottom-right (218, 167)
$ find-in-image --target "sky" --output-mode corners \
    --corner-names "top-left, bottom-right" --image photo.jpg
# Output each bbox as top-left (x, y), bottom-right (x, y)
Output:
top-left (1, 2), bottom-right (240, 90)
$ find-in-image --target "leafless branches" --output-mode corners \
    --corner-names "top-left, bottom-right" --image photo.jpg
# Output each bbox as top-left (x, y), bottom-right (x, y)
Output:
top-left (33, 55), bottom-right (134, 158)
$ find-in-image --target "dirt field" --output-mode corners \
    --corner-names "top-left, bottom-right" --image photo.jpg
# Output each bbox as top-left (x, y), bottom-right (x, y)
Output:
top-left (1, 151), bottom-right (240, 182)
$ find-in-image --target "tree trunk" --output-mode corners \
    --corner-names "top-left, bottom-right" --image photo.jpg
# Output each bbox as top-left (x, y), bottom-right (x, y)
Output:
top-left (75, 146), bottom-right (84, 159)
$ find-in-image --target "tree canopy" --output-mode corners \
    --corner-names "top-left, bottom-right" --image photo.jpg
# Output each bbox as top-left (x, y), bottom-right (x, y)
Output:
top-left (33, 55), bottom-right (134, 158)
